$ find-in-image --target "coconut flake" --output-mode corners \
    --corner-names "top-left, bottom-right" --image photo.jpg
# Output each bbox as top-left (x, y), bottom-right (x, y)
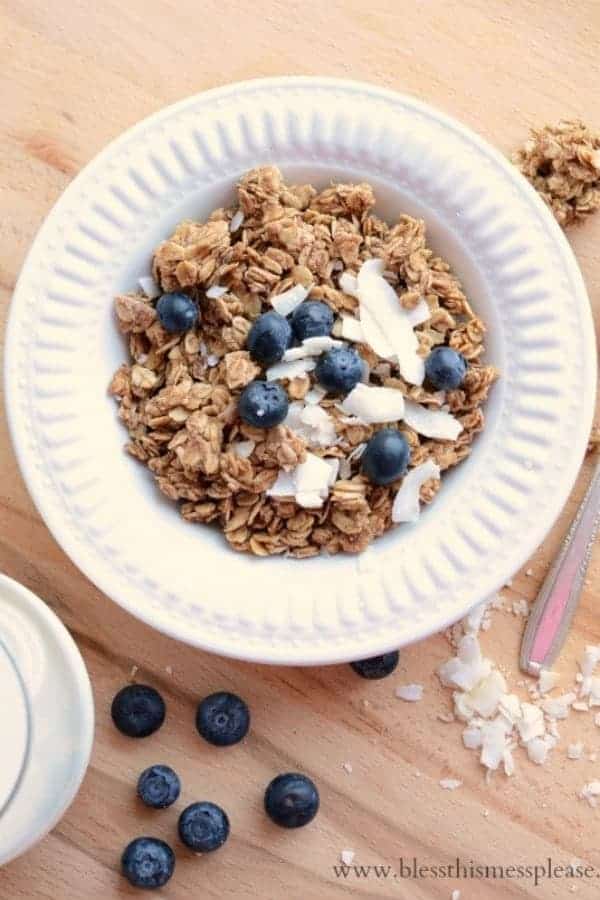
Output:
top-left (516, 703), bottom-right (545, 742)
top-left (439, 778), bottom-right (462, 790)
top-left (340, 316), bottom-right (364, 342)
top-left (341, 383), bottom-right (406, 425)
top-left (230, 209), bottom-right (244, 232)
top-left (266, 358), bottom-right (316, 381)
top-left (391, 460), bottom-right (441, 524)
top-left (304, 386), bottom-right (327, 405)
top-left (480, 717), bottom-right (509, 770)
top-left (339, 271), bottom-right (359, 297)
top-left (231, 440), bottom-right (255, 459)
top-left (568, 742), bottom-right (584, 760)
top-left (580, 781), bottom-right (600, 807)
top-left (540, 692), bottom-right (576, 719)
top-left (206, 284), bottom-right (228, 299)
top-left (295, 452), bottom-right (334, 496)
top-left (580, 645), bottom-right (600, 678)
top-left (340, 849), bottom-right (355, 865)
top-left (266, 470), bottom-right (295, 498)
top-left (462, 725), bottom-right (482, 749)
top-left (270, 284), bottom-right (310, 317)
top-left (324, 458), bottom-right (340, 486)
top-left (403, 399), bottom-right (463, 441)
top-left (405, 298), bottom-right (431, 328)
top-left (283, 336), bottom-right (342, 361)
top-left (296, 491), bottom-right (324, 509)
top-left (438, 634), bottom-right (491, 692)
top-left (526, 736), bottom-right (552, 766)
top-left (538, 669), bottom-right (559, 695)
top-left (284, 401), bottom-right (337, 448)
top-left (138, 275), bottom-right (161, 298)
top-left (356, 259), bottom-right (425, 385)
top-left (395, 683), bottom-right (424, 702)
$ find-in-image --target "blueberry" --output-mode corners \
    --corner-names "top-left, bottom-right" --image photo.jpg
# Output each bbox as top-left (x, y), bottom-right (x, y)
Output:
top-left (291, 301), bottom-right (334, 341)
top-left (247, 311), bottom-right (292, 365)
top-left (424, 346), bottom-right (467, 390)
top-left (315, 346), bottom-right (363, 395)
top-left (156, 292), bottom-right (198, 333)
top-left (178, 802), bottom-right (230, 852)
top-left (121, 837), bottom-right (175, 889)
top-left (111, 684), bottom-right (166, 738)
top-left (264, 773), bottom-right (319, 828)
top-left (196, 691), bottom-right (250, 746)
top-left (361, 429), bottom-right (410, 486)
top-left (351, 651), bottom-right (400, 679)
top-left (137, 765), bottom-right (181, 809)
top-left (238, 381), bottom-right (288, 429)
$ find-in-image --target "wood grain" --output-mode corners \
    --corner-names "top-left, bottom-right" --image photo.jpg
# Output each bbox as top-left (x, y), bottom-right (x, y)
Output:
top-left (1, 1), bottom-right (600, 897)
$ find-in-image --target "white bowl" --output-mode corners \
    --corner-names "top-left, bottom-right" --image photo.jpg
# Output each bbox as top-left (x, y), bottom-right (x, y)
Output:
top-left (6, 77), bottom-right (596, 664)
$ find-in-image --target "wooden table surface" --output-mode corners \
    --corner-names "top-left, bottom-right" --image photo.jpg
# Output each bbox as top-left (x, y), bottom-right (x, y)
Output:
top-left (2, 1), bottom-right (600, 897)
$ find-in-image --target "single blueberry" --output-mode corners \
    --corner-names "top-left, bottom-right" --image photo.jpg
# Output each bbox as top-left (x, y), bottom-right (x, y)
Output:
top-left (247, 311), bottom-right (292, 365)
top-left (315, 346), bottom-right (363, 395)
top-left (361, 429), bottom-right (410, 486)
top-left (264, 773), bottom-right (319, 828)
top-left (238, 381), bottom-right (289, 428)
top-left (424, 346), bottom-right (467, 391)
top-left (121, 837), bottom-right (175, 889)
top-left (196, 691), bottom-right (250, 747)
top-left (351, 651), bottom-right (400, 679)
top-left (291, 301), bottom-right (334, 341)
top-left (178, 802), bottom-right (230, 852)
top-left (156, 292), bottom-right (198, 333)
top-left (111, 684), bottom-right (166, 738)
top-left (137, 765), bottom-right (181, 809)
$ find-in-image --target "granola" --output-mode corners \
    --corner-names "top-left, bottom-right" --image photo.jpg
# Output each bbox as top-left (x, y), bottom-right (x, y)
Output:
top-left (514, 120), bottom-right (600, 227)
top-left (110, 167), bottom-right (498, 557)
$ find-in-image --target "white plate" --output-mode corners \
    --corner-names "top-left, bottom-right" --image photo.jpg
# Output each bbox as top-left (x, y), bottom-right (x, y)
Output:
top-left (0, 574), bottom-right (94, 864)
top-left (5, 77), bottom-right (596, 664)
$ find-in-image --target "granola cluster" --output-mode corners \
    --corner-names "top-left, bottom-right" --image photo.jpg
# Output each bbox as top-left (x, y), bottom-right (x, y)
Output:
top-left (109, 167), bottom-right (497, 557)
top-left (514, 120), bottom-right (600, 227)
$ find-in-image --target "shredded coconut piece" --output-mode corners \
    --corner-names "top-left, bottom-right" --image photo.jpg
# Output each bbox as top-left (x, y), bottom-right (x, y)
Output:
top-left (572, 701), bottom-right (590, 712)
top-left (304, 386), bottom-right (327, 405)
top-left (341, 383), bottom-right (405, 424)
top-left (451, 891), bottom-right (461, 900)
top-left (580, 781), bottom-right (600, 808)
top-left (439, 778), bottom-right (462, 791)
top-left (230, 209), bottom-right (244, 232)
top-left (266, 358), bottom-right (316, 381)
top-left (527, 736), bottom-right (553, 766)
top-left (206, 284), bottom-right (228, 299)
top-left (516, 703), bottom-right (545, 742)
top-left (270, 283), bottom-right (310, 317)
top-left (403, 399), bottom-right (463, 441)
top-left (391, 460), bottom-right (441, 524)
top-left (340, 315), bottom-right (365, 343)
top-left (540, 692), bottom-right (576, 719)
top-left (231, 440), bottom-right (255, 459)
top-left (395, 683), bottom-right (424, 702)
top-left (138, 275), bottom-right (161, 298)
top-left (338, 271), bottom-right (359, 297)
top-left (283, 336), bottom-right (342, 361)
top-left (342, 761), bottom-right (353, 774)
top-left (340, 849), bottom-right (355, 865)
top-left (568, 742), bottom-right (584, 760)
top-left (357, 259), bottom-right (425, 385)
top-left (538, 669), bottom-right (559, 695)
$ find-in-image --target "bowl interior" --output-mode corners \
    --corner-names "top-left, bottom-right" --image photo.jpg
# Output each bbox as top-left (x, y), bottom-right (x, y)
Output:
top-left (101, 164), bottom-right (503, 569)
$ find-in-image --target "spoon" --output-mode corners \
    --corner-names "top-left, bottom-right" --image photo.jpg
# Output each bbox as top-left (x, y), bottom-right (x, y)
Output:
top-left (520, 456), bottom-right (600, 675)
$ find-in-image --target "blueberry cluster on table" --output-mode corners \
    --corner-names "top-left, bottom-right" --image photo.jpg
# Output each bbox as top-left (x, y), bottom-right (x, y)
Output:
top-left (155, 291), bottom-right (468, 488)
top-left (112, 652), bottom-right (399, 889)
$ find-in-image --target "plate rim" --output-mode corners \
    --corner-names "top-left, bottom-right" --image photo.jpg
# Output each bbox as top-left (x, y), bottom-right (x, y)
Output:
top-left (5, 76), bottom-right (597, 664)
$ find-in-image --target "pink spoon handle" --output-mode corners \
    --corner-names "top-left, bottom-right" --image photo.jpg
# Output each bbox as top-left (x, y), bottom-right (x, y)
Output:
top-left (520, 457), bottom-right (600, 676)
